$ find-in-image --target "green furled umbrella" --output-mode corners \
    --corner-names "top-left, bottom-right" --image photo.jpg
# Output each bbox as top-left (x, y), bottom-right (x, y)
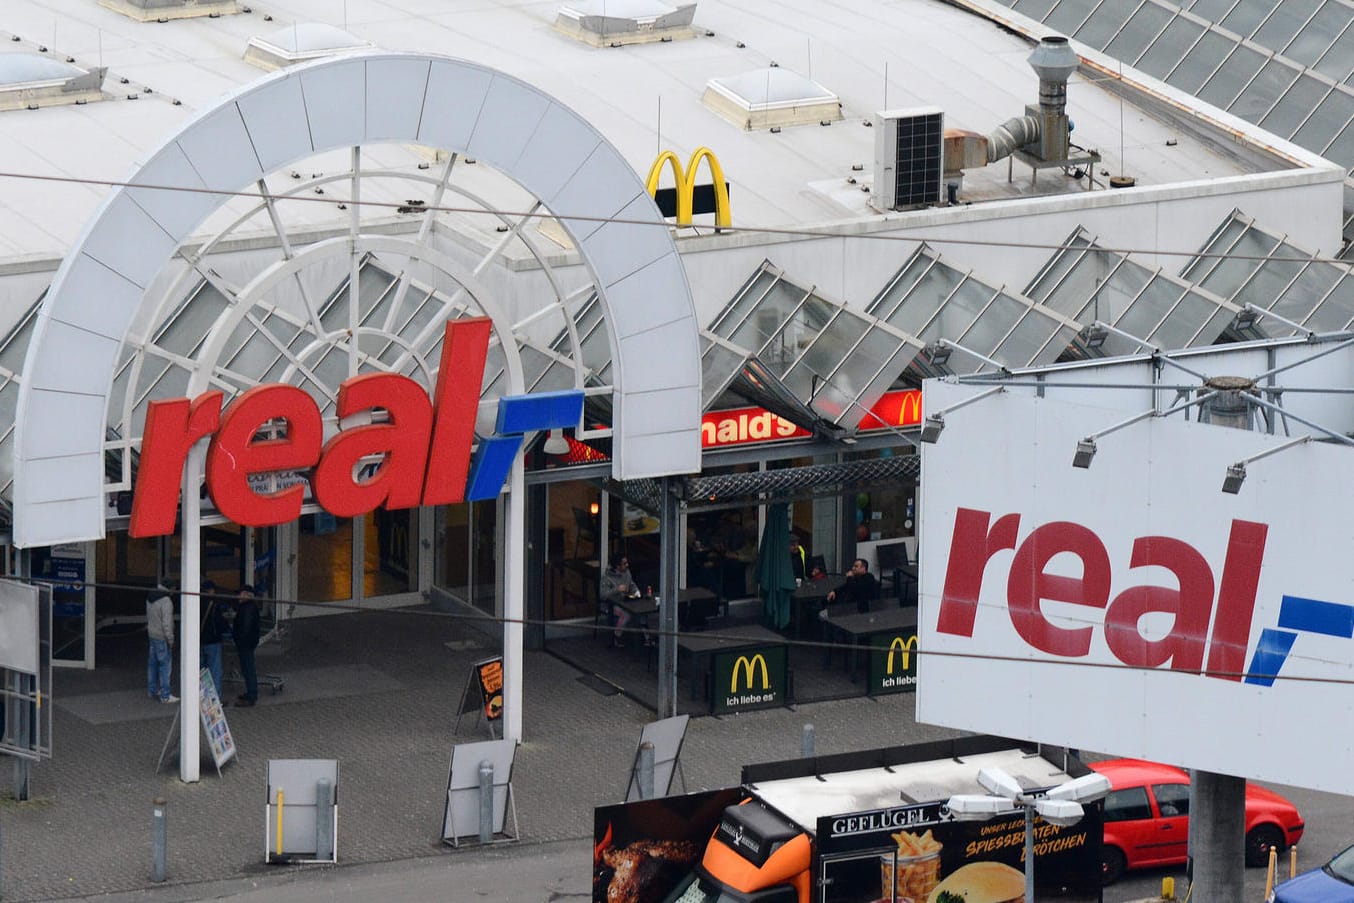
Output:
top-left (755, 503), bottom-right (796, 630)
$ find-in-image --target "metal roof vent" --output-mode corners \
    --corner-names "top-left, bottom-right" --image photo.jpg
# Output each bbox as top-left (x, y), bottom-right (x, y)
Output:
top-left (100, 0), bottom-right (238, 22)
top-left (554, 0), bottom-right (696, 47)
top-left (702, 68), bottom-right (841, 131)
top-left (244, 24), bottom-right (373, 71)
top-left (0, 55), bottom-right (106, 112)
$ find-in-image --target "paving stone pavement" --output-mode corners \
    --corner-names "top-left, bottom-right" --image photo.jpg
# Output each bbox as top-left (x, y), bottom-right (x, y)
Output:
top-left (0, 607), bottom-right (960, 902)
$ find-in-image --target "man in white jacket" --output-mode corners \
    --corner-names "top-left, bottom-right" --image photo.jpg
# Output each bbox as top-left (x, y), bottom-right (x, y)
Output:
top-left (146, 585), bottom-right (178, 703)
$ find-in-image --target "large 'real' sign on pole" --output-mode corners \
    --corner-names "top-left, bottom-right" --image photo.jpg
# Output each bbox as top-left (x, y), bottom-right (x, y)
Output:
top-left (130, 318), bottom-right (583, 537)
top-left (917, 382), bottom-right (1354, 797)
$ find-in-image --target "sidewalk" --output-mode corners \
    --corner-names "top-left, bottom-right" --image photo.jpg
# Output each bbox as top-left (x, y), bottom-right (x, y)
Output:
top-left (0, 607), bottom-right (951, 902)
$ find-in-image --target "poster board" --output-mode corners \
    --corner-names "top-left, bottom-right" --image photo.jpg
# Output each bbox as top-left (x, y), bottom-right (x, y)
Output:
top-left (441, 737), bottom-right (518, 846)
top-left (625, 715), bottom-right (689, 802)
top-left (199, 667), bottom-right (236, 769)
top-left (454, 656), bottom-right (503, 738)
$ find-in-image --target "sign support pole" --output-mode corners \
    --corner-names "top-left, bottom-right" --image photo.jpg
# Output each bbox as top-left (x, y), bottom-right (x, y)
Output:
top-left (179, 443), bottom-right (203, 783)
top-left (503, 456), bottom-right (525, 744)
top-left (657, 477), bottom-right (680, 719)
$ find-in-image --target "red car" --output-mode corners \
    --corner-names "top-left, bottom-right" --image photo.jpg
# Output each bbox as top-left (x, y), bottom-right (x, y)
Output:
top-left (1088, 759), bottom-right (1304, 885)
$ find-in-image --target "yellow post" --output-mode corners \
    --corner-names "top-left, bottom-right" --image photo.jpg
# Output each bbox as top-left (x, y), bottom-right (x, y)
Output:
top-left (273, 785), bottom-right (284, 861)
top-left (1161, 875), bottom-right (1175, 899)
top-left (1264, 847), bottom-right (1277, 898)
top-left (1290, 844), bottom-right (1298, 879)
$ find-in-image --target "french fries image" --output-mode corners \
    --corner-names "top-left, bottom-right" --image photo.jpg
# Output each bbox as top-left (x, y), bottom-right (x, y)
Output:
top-left (882, 830), bottom-right (943, 899)
top-left (890, 829), bottom-right (942, 857)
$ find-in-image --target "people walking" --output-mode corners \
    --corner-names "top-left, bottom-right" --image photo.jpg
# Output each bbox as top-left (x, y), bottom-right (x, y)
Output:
top-left (146, 584), bottom-right (178, 703)
top-left (232, 585), bottom-right (261, 707)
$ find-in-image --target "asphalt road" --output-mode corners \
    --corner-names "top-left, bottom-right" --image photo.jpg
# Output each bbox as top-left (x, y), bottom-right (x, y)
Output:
top-left (1104, 780), bottom-right (1354, 903)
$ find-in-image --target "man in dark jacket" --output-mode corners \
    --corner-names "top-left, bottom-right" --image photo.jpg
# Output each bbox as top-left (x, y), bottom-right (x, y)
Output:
top-left (827, 558), bottom-right (880, 614)
top-left (232, 585), bottom-right (261, 707)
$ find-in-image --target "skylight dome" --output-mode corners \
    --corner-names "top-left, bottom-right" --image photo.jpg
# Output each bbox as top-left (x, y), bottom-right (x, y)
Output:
top-left (703, 68), bottom-right (842, 130)
top-left (244, 24), bottom-right (372, 70)
top-left (0, 54), bottom-right (106, 111)
top-left (100, 0), bottom-right (238, 23)
top-left (555, 0), bottom-right (696, 46)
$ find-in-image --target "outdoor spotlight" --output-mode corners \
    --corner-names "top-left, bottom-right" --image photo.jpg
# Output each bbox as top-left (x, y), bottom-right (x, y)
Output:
top-left (1072, 438), bottom-right (1096, 468)
top-left (542, 428), bottom-right (570, 456)
top-left (1221, 463), bottom-right (1247, 494)
top-left (919, 414), bottom-right (945, 444)
top-left (1033, 798), bottom-right (1085, 828)
top-left (925, 342), bottom-right (952, 368)
top-left (1082, 324), bottom-right (1108, 350)
top-left (1043, 772), bottom-right (1111, 804)
top-left (1234, 307), bottom-right (1259, 332)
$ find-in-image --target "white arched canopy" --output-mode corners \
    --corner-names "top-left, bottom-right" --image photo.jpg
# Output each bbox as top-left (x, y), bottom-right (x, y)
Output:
top-left (13, 51), bottom-right (702, 549)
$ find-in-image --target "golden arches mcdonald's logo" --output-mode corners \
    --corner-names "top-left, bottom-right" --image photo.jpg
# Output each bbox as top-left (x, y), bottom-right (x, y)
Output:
top-left (898, 391), bottom-right (922, 427)
top-left (885, 635), bottom-right (919, 675)
top-left (730, 654), bottom-right (770, 692)
top-left (646, 147), bottom-right (731, 228)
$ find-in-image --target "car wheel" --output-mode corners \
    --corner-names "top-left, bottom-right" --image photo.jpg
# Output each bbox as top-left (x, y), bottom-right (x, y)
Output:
top-left (1102, 845), bottom-right (1127, 885)
top-left (1246, 825), bottom-right (1284, 868)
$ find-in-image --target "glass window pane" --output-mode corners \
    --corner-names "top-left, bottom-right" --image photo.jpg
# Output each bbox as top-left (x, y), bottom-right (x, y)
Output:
top-left (884, 263), bottom-right (964, 336)
top-left (1192, 227), bottom-right (1279, 299)
top-left (1304, 276), bottom-right (1354, 330)
top-left (1260, 75), bottom-right (1331, 138)
top-left (1286, 2), bottom-right (1350, 69)
top-left (1254, 0), bottom-right (1320, 49)
top-left (1024, 233), bottom-right (1094, 303)
top-left (1324, 119), bottom-right (1354, 168)
top-left (1188, 0), bottom-right (1239, 19)
top-left (1315, 24), bottom-right (1354, 82)
top-left (1012, 0), bottom-right (1060, 19)
top-left (1149, 288), bottom-right (1218, 347)
top-left (1106, 4), bottom-right (1175, 62)
top-left (868, 253), bottom-right (935, 321)
top-left (1293, 88), bottom-right (1354, 153)
top-left (1233, 253), bottom-right (1308, 311)
top-left (993, 311), bottom-right (1060, 366)
top-left (1046, 0), bottom-right (1097, 35)
top-left (711, 270), bottom-right (781, 339)
top-left (1221, 0), bottom-right (1279, 38)
top-left (1117, 275), bottom-right (1185, 340)
top-left (1194, 306), bottom-right (1237, 345)
top-left (1199, 44), bottom-right (1266, 107)
top-left (1104, 787), bottom-right (1153, 822)
top-left (1271, 262), bottom-right (1340, 323)
top-left (1229, 59), bottom-right (1301, 122)
top-left (728, 280), bottom-right (808, 354)
top-left (957, 293), bottom-right (1026, 354)
top-left (918, 277), bottom-right (994, 343)
top-left (1168, 30), bottom-right (1236, 93)
top-left (1075, 2), bottom-right (1137, 49)
top-left (784, 308), bottom-right (870, 398)
top-left (1140, 18), bottom-right (1205, 78)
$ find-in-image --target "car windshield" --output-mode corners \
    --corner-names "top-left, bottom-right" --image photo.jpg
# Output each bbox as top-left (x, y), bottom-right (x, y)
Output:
top-left (1328, 845), bottom-right (1354, 883)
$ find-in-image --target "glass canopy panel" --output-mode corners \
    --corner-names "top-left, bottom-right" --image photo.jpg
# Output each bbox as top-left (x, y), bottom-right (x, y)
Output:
top-left (1271, 260), bottom-right (1340, 323)
top-left (228, 309), bottom-right (306, 386)
top-left (709, 268), bottom-right (782, 340)
top-left (955, 293), bottom-right (1026, 357)
top-left (1114, 274), bottom-right (1187, 341)
top-left (881, 262), bottom-right (965, 336)
top-left (1260, 75), bottom-right (1331, 138)
top-left (1023, 232), bottom-right (1094, 307)
top-left (1047, 251), bottom-right (1130, 322)
top-left (157, 283), bottom-right (230, 358)
top-left (1293, 89), bottom-right (1354, 153)
top-left (1044, 0), bottom-right (1096, 36)
top-left (993, 310), bottom-right (1062, 366)
top-left (1230, 59), bottom-right (1301, 122)
top-left (1304, 274), bottom-right (1354, 330)
top-left (1149, 285), bottom-right (1224, 347)
top-left (1286, 2), bottom-right (1349, 69)
top-left (1140, 17), bottom-right (1206, 77)
top-left (1186, 0), bottom-right (1238, 18)
top-left (809, 323), bottom-right (913, 423)
top-left (1075, 2), bottom-right (1137, 49)
top-left (780, 304), bottom-right (867, 393)
top-left (1315, 24), bottom-right (1354, 82)
top-left (700, 337), bottom-right (751, 410)
top-left (1220, 0), bottom-right (1280, 38)
top-left (1325, 119), bottom-right (1354, 166)
top-left (727, 279), bottom-right (809, 359)
top-left (0, 303), bottom-right (38, 376)
top-left (1168, 30), bottom-right (1237, 93)
top-left (915, 274), bottom-right (995, 344)
top-left (868, 252), bottom-right (936, 322)
top-left (1106, 3), bottom-right (1175, 62)
top-left (1253, 0), bottom-right (1321, 50)
top-left (1012, 0), bottom-right (1061, 19)
top-left (1230, 250), bottom-right (1310, 315)
top-left (1198, 44), bottom-right (1266, 108)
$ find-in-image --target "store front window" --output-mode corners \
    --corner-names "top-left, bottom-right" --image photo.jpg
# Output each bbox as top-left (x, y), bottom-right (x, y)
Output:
top-left (434, 499), bottom-right (499, 615)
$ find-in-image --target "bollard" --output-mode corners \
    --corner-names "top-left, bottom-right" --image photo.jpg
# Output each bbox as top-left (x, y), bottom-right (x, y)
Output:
top-left (314, 778), bottom-right (334, 862)
top-left (151, 797), bottom-right (167, 883)
top-left (1161, 876), bottom-right (1174, 900)
top-left (1264, 846), bottom-right (1277, 899)
top-left (638, 742), bottom-right (655, 800)
top-left (1290, 844), bottom-right (1298, 879)
top-left (478, 760), bottom-right (494, 843)
top-left (801, 724), bottom-right (815, 758)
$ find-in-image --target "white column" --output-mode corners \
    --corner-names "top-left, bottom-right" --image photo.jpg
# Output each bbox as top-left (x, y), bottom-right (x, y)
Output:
top-left (179, 443), bottom-right (203, 783)
top-left (503, 456), bottom-right (525, 743)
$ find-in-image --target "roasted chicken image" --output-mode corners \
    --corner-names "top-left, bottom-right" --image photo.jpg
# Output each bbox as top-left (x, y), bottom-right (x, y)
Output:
top-left (601, 839), bottom-right (699, 903)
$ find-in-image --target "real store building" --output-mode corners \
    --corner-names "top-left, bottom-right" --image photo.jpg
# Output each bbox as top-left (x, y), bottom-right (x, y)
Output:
top-left (0, 0), bottom-right (1349, 778)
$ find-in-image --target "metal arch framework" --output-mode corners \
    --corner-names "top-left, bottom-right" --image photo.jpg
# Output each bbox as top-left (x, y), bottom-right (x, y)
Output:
top-left (13, 51), bottom-right (702, 550)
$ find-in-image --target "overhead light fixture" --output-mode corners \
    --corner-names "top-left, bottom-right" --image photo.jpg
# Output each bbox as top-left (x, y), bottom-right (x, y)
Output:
top-left (1072, 438), bottom-right (1096, 468)
top-left (1221, 434), bottom-right (1313, 495)
top-left (1082, 323), bottom-right (1108, 350)
top-left (542, 428), bottom-right (570, 456)
top-left (589, 501), bottom-right (600, 516)
top-left (917, 386), bottom-right (1006, 445)
top-left (925, 342), bottom-right (952, 368)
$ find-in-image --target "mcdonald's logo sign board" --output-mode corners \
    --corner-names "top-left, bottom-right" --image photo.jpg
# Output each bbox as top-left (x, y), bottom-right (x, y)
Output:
top-left (711, 645), bottom-right (787, 713)
top-left (867, 629), bottom-right (919, 696)
top-left (647, 148), bottom-right (731, 228)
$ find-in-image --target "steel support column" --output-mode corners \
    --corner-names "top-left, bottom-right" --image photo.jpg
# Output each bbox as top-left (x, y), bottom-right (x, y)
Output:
top-left (657, 478), bottom-right (680, 719)
top-left (504, 456), bottom-right (526, 743)
top-left (179, 444), bottom-right (203, 783)
top-left (1187, 770), bottom-right (1245, 899)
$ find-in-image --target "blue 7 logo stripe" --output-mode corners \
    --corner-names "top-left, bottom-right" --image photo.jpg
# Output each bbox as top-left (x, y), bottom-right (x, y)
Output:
top-left (1243, 595), bottom-right (1354, 686)
top-left (464, 390), bottom-right (585, 500)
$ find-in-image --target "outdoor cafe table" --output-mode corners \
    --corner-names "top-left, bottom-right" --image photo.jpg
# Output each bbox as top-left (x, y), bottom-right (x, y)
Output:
top-left (676, 625), bottom-right (789, 712)
top-left (787, 576), bottom-right (846, 639)
top-left (819, 606), bottom-right (918, 694)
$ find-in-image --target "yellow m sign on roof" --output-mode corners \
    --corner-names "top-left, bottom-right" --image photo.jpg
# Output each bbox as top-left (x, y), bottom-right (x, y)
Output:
top-left (646, 147), bottom-right (731, 228)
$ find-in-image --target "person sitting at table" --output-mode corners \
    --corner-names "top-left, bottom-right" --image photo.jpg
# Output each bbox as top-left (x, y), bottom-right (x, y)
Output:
top-left (827, 558), bottom-right (879, 614)
top-left (808, 562), bottom-right (828, 581)
top-left (601, 554), bottom-right (638, 649)
top-left (789, 534), bottom-right (806, 582)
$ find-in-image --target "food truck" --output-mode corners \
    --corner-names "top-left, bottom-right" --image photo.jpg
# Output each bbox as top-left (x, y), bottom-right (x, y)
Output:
top-left (593, 735), bottom-right (1102, 903)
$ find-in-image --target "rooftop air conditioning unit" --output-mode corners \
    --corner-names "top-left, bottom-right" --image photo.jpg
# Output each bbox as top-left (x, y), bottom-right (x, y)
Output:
top-left (873, 107), bottom-right (944, 211)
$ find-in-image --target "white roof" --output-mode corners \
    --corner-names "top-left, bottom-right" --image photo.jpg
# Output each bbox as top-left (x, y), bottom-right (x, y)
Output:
top-left (253, 23), bottom-right (368, 53)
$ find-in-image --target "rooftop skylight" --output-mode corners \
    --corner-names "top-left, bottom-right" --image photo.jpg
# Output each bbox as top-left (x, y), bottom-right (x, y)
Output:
top-left (0, 54), bottom-right (106, 111)
top-left (244, 24), bottom-right (372, 71)
top-left (554, 0), bottom-right (696, 47)
top-left (702, 68), bottom-right (841, 130)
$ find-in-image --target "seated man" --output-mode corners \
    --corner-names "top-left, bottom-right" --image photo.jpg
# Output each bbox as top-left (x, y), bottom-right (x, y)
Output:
top-left (826, 558), bottom-right (879, 614)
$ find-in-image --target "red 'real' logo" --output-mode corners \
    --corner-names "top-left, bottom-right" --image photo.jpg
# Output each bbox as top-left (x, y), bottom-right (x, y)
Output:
top-left (936, 508), bottom-right (1268, 681)
top-left (129, 319), bottom-right (580, 537)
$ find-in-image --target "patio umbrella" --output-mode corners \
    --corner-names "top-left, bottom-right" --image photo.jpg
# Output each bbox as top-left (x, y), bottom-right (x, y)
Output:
top-left (755, 503), bottom-right (796, 630)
